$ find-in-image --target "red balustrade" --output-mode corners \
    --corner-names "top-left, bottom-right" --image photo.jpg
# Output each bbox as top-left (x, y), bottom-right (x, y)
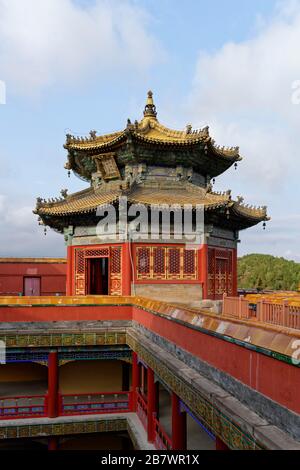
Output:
top-left (0, 388), bottom-right (175, 450)
top-left (136, 391), bottom-right (147, 431)
top-left (256, 300), bottom-right (300, 329)
top-left (222, 294), bottom-right (300, 329)
top-left (288, 306), bottom-right (300, 329)
top-left (222, 294), bottom-right (251, 319)
top-left (0, 391), bottom-right (131, 420)
top-left (0, 395), bottom-right (46, 419)
top-left (59, 391), bottom-right (130, 416)
top-left (153, 415), bottom-right (172, 450)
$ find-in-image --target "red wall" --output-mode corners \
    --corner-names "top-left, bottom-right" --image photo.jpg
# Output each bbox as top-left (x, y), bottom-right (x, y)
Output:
top-left (132, 307), bottom-right (300, 414)
top-left (0, 261), bottom-right (67, 296)
top-left (0, 305), bottom-right (131, 322)
top-left (0, 302), bottom-right (298, 414)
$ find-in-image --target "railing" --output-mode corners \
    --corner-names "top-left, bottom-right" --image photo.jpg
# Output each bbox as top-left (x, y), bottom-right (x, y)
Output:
top-left (0, 395), bottom-right (46, 419)
top-left (153, 414), bottom-right (172, 450)
top-left (60, 391), bottom-right (130, 416)
top-left (288, 306), bottom-right (300, 329)
top-left (0, 389), bottom-right (174, 449)
top-left (0, 392), bottom-right (131, 420)
top-left (222, 294), bottom-right (251, 319)
top-left (222, 294), bottom-right (300, 329)
top-left (136, 391), bottom-right (147, 431)
top-left (257, 300), bottom-right (300, 329)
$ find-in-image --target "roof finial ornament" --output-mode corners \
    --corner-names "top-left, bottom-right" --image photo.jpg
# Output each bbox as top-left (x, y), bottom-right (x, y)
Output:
top-left (186, 124), bottom-right (192, 134)
top-left (143, 90), bottom-right (157, 118)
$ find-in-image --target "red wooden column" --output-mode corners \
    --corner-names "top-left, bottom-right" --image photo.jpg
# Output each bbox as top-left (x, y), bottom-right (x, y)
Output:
top-left (47, 351), bottom-right (59, 418)
top-left (131, 352), bottom-right (139, 411)
top-left (147, 367), bottom-right (156, 442)
top-left (122, 242), bottom-right (132, 296)
top-left (216, 436), bottom-right (230, 450)
top-left (66, 245), bottom-right (73, 296)
top-left (48, 436), bottom-right (59, 451)
top-left (171, 392), bottom-right (187, 450)
top-left (200, 244), bottom-right (208, 299)
top-left (140, 363), bottom-right (145, 394)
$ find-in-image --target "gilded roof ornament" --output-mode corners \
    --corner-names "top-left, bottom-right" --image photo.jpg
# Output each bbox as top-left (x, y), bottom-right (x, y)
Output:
top-left (60, 189), bottom-right (68, 198)
top-left (186, 124), bottom-right (192, 134)
top-left (66, 133), bottom-right (72, 144)
top-left (143, 90), bottom-right (157, 118)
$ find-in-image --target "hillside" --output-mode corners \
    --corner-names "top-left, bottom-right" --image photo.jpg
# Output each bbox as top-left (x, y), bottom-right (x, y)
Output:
top-left (238, 254), bottom-right (300, 291)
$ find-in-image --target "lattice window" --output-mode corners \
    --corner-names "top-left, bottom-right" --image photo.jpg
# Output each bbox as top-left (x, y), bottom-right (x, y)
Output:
top-left (184, 250), bottom-right (195, 275)
top-left (135, 245), bottom-right (198, 281)
top-left (207, 248), bottom-right (215, 297)
top-left (111, 247), bottom-right (121, 274)
top-left (136, 247), bottom-right (151, 279)
top-left (153, 247), bottom-right (166, 279)
top-left (84, 248), bottom-right (109, 258)
top-left (167, 248), bottom-right (181, 279)
top-left (110, 246), bottom-right (122, 295)
top-left (215, 258), bottom-right (227, 295)
top-left (207, 247), bottom-right (234, 299)
top-left (227, 250), bottom-right (233, 295)
top-left (75, 250), bottom-right (85, 274)
top-left (75, 249), bottom-right (85, 295)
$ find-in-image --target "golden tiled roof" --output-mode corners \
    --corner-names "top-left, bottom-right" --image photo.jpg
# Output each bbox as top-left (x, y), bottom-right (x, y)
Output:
top-left (128, 184), bottom-right (229, 208)
top-left (35, 178), bottom-right (269, 234)
top-left (64, 92), bottom-right (241, 160)
top-left (0, 258), bottom-right (66, 264)
top-left (35, 183), bottom-right (230, 217)
top-left (230, 199), bottom-right (269, 220)
top-left (35, 181), bottom-right (268, 223)
top-left (36, 188), bottom-right (122, 216)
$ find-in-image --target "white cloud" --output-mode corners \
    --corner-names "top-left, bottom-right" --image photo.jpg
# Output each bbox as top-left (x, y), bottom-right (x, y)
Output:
top-left (0, 195), bottom-right (65, 257)
top-left (186, 0), bottom-right (300, 262)
top-left (0, 0), bottom-right (163, 96)
top-left (0, 194), bottom-right (6, 212)
top-left (188, 0), bottom-right (300, 188)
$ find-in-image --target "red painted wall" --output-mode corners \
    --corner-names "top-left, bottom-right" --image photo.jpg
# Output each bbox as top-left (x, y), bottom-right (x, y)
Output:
top-left (0, 260), bottom-right (67, 296)
top-left (0, 302), bottom-right (298, 414)
top-left (0, 305), bottom-right (131, 322)
top-left (132, 307), bottom-right (300, 414)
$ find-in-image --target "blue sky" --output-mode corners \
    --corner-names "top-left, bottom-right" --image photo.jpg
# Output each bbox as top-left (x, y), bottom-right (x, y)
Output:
top-left (0, 0), bottom-right (299, 260)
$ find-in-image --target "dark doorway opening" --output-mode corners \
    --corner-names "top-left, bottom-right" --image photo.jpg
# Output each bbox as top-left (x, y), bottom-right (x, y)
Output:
top-left (87, 258), bottom-right (109, 295)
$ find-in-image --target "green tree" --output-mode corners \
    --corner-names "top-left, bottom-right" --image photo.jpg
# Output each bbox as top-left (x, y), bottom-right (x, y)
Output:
top-left (238, 254), bottom-right (300, 291)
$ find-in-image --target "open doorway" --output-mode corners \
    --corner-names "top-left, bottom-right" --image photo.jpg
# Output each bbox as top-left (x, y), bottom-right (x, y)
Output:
top-left (86, 257), bottom-right (109, 295)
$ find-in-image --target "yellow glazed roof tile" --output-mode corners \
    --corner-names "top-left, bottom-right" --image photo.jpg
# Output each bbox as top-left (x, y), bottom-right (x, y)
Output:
top-left (64, 92), bottom-right (240, 159)
top-left (35, 184), bottom-right (229, 216)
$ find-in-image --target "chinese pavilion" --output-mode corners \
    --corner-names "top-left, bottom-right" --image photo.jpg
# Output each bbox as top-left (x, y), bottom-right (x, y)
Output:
top-left (34, 92), bottom-right (268, 302)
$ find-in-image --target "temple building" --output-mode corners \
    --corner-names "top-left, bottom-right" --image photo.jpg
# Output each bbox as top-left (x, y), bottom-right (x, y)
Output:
top-left (35, 91), bottom-right (268, 303)
top-left (1, 93), bottom-right (299, 453)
